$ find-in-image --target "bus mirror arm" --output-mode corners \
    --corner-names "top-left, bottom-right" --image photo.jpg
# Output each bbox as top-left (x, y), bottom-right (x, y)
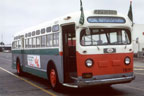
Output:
top-left (77, 26), bottom-right (91, 33)
top-left (85, 28), bottom-right (90, 34)
top-left (124, 45), bottom-right (127, 49)
top-left (97, 46), bottom-right (100, 50)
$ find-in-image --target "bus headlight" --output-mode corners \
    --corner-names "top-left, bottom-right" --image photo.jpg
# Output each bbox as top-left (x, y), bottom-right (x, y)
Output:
top-left (85, 59), bottom-right (94, 68)
top-left (124, 57), bottom-right (131, 65)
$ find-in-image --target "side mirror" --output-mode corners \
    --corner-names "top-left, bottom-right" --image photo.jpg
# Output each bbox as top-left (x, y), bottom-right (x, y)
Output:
top-left (85, 28), bottom-right (91, 35)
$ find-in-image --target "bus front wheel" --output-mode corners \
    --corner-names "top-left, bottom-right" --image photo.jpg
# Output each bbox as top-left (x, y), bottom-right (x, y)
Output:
top-left (48, 66), bottom-right (61, 90)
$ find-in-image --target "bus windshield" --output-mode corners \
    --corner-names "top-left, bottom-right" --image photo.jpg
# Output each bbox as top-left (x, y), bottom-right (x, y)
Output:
top-left (80, 28), bottom-right (131, 46)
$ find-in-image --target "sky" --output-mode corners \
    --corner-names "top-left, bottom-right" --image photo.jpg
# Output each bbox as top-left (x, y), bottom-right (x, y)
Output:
top-left (0, 0), bottom-right (143, 44)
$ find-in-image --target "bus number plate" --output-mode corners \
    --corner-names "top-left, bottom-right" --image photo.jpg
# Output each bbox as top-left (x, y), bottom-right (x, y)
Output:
top-left (123, 68), bottom-right (132, 72)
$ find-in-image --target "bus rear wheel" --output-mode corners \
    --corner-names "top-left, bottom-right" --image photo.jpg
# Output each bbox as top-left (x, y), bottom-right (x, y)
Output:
top-left (16, 60), bottom-right (23, 76)
top-left (49, 66), bottom-right (61, 90)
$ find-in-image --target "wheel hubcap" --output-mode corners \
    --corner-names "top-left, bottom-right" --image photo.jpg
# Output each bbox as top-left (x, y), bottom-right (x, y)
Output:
top-left (17, 63), bottom-right (20, 73)
top-left (50, 69), bottom-right (56, 88)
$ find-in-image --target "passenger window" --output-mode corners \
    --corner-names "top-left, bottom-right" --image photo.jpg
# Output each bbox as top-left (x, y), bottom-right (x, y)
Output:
top-left (52, 25), bottom-right (59, 32)
top-left (46, 27), bottom-right (51, 32)
top-left (36, 37), bottom-right (41, 47)
top-left (25, 39), bottom-right (28, 48)
top-left (36, 30), bottom-right (40, 35)
top-left (32, 38), bottom-right (36, 48)
top-left (47, 34), bottom-right (53, 47)
top-left (28, 32), bottom-right (31, 37)
top-left (12, 42), bottom-right (14, 49)
top-left (25, 33), bottom-right (28, 37)
top-left (13, 41), bottom-right (17, 48)
top-left (28, 38), bottom-right (32, 48)
top-left (41, 35), bottom-right (46, 47)
top-left (18, 40), bottom-right (21, 48)
top-left (32, 31), bottom-right (35, 36)
top-left (41, 28), bottom-right (45, 34)
top-left (53, 33), bottom-right (59, 46)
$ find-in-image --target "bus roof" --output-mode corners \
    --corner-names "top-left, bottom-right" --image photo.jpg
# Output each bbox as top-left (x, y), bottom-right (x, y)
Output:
top-left (14, 10), bottom-right (132, 38)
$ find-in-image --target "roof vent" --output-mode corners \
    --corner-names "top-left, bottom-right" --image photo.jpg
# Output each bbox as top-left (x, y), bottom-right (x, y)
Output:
top-left (94, 10), bottom-right (117, 15)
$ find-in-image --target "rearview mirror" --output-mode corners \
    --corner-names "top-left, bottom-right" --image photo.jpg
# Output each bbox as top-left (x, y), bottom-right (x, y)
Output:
top-left (85, 28), bottom-right (91, 35)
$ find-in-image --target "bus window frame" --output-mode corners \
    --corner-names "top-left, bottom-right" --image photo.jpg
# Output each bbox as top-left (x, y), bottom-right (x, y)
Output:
top-left (41, 35), bottom-right (46, 47)
top-left (32, 37), bottom-right (36, 48)
top-left (36, 36), bottom-right (41, 48)
top-left (53, 32), bottom-right (59, 47)
top-left (46, 27), bottom-right (51, 33)
top-left (52, 25), bottom-right (59, 32)
top-left (46, 34), bottom-right (53, 47)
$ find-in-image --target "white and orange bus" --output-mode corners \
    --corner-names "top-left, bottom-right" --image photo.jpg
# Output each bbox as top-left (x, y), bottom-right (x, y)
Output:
top-left (12, 10), bottom-right (135, 90)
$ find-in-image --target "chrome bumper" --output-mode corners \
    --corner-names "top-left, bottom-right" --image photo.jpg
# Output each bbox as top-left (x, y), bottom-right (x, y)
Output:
top-left (63, 75), bottom-right (135, 88)
top-left (77, 75), bottom-right (135, 87)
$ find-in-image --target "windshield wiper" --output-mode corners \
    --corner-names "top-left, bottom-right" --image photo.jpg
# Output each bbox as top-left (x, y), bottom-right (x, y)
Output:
top-left (105, 33), bottom-right (110, 44)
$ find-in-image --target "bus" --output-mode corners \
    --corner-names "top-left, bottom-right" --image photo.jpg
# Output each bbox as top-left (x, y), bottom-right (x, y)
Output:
top-left (12, 10), bottom-right (135, 90)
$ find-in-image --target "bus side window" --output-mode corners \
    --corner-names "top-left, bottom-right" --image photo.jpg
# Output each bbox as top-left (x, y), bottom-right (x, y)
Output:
top-left (15, 41), bottom-right (17, 49)
top-left (12, 41), bottom-right (16, 49)
top-left (52, 25), bottom-right (59, 32)
top-left (12, 42), bottom-right (14, 49)
top-left (53, 33), bottom-right (59, 47)
top-left (25, 39), bottom-right (28, 48)
top-left (21, 38), bottom-right (24, 48)
top-left (28, 38), bottom-right (32, 48)
top-left (46, 27), bottom-right (51, 33)
top-left (36, 37), bottom-right (41, 47)
top-left (41, 28), bottom-right (45, 34)
top-left (47, 34), bottom-right (53, 47)
top-left (41, 35), bottom-right (46, 47)
top-left (32, 37), bottom-right (36, 48)
top-left (17, 40), bottom-right (19, 48)
top-left (18, 40), bottom-right (21, 48)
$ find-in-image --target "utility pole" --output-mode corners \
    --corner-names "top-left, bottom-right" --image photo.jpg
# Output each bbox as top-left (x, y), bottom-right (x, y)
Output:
top-left (1, 33), bottom-right (3, 43)
top-left (0, 33), bottom-right (4, 45)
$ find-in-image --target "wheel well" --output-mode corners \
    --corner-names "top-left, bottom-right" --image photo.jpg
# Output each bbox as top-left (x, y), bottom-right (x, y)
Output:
top-left (47, 60), bottom-right (55, 72)
top-left (16, 57), bottom-right (20, 65)
top-left (47, 60), bottom-right (56, 78)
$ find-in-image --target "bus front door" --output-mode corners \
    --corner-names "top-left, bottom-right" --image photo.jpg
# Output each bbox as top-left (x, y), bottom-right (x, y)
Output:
top-left (62, 24), bottom-right (77, 83)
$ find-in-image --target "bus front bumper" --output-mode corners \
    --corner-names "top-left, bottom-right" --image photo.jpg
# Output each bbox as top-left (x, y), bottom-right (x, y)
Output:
top-left (63, 75), bottom-right (135, 88)
top-left (77, 75), bottom-right (135, 88)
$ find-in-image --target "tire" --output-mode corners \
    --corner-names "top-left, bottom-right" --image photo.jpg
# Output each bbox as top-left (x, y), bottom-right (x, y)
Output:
top-left (48, 66), bottom-right (61, 90)
top-left (16, 60), bottom-right (23, 76)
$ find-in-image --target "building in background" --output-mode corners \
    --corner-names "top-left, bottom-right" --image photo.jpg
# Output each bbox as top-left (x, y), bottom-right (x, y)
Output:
top-left (0, 44), bottom-right (11, 52)
top-left (133, 24), bottom-right (144, 57)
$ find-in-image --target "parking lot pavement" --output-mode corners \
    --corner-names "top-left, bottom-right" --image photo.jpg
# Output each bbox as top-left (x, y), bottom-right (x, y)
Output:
top-left (0, 52), bottom-right (144, 96)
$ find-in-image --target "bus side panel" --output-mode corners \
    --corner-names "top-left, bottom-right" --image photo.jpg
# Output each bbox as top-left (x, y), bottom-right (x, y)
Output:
top-left (12, 50), bottom-right (24, 69)
top-left (21, 49), bottom-right (64, 83)
top-left (12, 52), bottom-right (17, 69)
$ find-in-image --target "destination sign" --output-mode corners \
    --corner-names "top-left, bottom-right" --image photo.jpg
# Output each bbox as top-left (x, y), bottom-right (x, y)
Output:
top-left (87, 17), bottom-right (126, 23)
